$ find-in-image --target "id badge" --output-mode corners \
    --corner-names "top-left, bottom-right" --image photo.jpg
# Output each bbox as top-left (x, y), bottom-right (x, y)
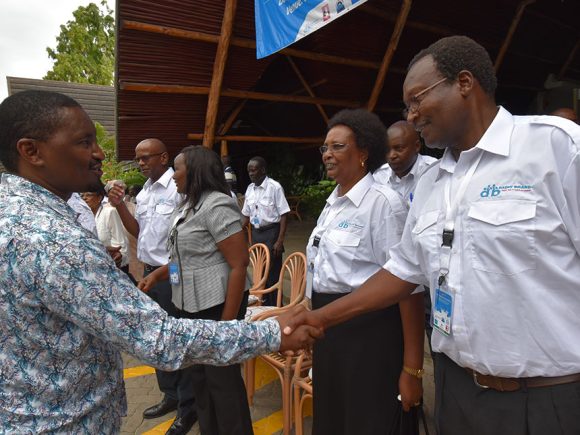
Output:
top-left (305, 263), bottom-right (314, 299)
top-left (251, 216), bottom-right (260, 228)
top-left (168, 262), bottom-right (180, 285)
top-left (433, 287), bottom-right (453, 336)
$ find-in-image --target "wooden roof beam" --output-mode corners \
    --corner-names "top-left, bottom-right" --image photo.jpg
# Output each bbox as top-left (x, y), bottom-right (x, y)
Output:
top-left (187, 134), bottom-right (323, 144)
top-left (203, 0), bottom-right (237, 147)
top-left (367, 0), bottom-right (412, 111)
top-left (119, 81), bottom-right (362, 107)
top-left (122, 20), bottom-right (386, 71)
top-left (495, 0), bottom-right (536, 73)
top-left (558, 39), bottom-right (580, 80)
top-left (286, 56), bottom-right (328, 123)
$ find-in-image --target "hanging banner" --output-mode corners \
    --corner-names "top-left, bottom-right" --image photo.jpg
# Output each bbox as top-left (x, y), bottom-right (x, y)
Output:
top-left (255, 0), bottom-right (368, 59)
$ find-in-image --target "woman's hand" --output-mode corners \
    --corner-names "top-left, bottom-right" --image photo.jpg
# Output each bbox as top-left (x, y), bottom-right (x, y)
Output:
top-left (137, 274), bottom-right (158, 293)
top-left (398, 370), bottom-right (423, 412)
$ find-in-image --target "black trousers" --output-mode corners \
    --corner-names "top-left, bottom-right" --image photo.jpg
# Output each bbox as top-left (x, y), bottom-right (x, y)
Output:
top-left (435, 353), bottom-right (580, 435)
top-left (145, 269), bottom-right (196, 418)
top-left (174, 292), bottom-right (253, 435)
top-left (251, 223), bottom-right (282, 306)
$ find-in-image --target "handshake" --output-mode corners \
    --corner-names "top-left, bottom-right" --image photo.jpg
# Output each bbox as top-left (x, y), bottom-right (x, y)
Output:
top-left (275, 305), bottom-right (325, 352)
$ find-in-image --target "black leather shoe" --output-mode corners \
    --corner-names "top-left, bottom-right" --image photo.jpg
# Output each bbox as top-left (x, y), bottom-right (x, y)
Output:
top-left (142, 396), bottom-right (178, 419)
top-left (165, 412), bottom-right (198, 435)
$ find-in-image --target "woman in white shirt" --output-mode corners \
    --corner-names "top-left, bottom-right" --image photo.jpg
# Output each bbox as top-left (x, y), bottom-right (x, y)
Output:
top-left (81, 191), bottom-right (130, 273)
top-left (307, 109), bottom-right (424, 434)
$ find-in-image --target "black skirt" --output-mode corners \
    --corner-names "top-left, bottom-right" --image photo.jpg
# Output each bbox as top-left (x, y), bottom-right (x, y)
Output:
top-left (312, 291), bottom-right (415, 435)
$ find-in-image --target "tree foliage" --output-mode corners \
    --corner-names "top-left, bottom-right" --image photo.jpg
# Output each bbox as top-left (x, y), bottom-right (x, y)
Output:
top-left (44, 1), bottom-right (115, 85)
top-left (96, 122), bottom-right (146, 187)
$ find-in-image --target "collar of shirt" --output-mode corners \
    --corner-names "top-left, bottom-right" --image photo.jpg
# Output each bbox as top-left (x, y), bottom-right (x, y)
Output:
top-left (327, 172), bottom-right (374, 208)
top-left (2, 174), bottom-right (78, 223)
top-left (143, 167), bottom-right (175, 191)
top-left (252, 175), bottom-right (270, 191)
top-left (437, 106), bottom-right (512, 180)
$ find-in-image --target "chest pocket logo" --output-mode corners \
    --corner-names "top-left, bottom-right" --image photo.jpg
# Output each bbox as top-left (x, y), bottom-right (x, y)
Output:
top-left (467, 199), bottom-right (536, 275)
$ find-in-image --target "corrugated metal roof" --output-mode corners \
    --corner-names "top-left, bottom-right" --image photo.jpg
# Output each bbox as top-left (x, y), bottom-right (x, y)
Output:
top-left (7, 77), bottom-right (116, 136)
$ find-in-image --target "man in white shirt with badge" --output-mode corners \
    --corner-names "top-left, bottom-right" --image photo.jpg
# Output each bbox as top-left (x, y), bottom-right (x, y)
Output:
top-left (108, 138), bottom-right (197, 435)
top-left (288, 35), bottom-right (580, 434)
top-left (242, 156), bottom-right (290, 306)
top-left (373, 120), bottom-right (437, 208)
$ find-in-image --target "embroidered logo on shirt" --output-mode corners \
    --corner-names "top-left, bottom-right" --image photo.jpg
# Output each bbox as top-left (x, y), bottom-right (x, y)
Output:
top-left (480, 183), bottom-right (533, 198)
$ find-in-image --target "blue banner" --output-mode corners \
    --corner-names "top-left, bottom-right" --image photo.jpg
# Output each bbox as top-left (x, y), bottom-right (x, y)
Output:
top-left (255, 0), bottom-right (368, 59)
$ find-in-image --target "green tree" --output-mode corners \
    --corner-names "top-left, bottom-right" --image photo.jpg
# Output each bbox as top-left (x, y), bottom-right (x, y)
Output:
top-left (44, 1), bottom-right (115, 85)
top-left (96, 122), bottom-right (146, 187)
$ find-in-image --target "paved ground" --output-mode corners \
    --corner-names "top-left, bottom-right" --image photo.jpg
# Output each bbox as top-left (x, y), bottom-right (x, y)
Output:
top-left (121, 218), bottom-right (436, 434)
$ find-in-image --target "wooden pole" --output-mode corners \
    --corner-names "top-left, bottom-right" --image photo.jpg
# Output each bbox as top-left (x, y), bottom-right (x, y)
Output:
top-left (367, 0), bottom-right (412, 111)
top-left (187, 134), bottom-right (323, 144)
top-left (558, 39), bottom-right (580, 80)
top-left (494, 0), bottom-right (536, 72)
top-left (203, 0), bottom-right (237, 148)
top-left (218, 99), bottom-right (248, 135)
top-left (122, 20), bottom-right (383, 71)
top-left (286, 56), bottom-right (329, 124)
top-left (220, 140), bottom-right (229, 157)
top-left (119, 81), bottom-right (362, 107)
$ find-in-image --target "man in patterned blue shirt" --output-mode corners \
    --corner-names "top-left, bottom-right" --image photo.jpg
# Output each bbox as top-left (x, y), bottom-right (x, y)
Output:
top-left (0, 90), bottom-right (319, 433)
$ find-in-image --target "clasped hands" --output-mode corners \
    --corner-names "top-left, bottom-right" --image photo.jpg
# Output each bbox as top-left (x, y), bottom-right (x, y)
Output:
top-left (276, 305), bottom-right (324, 353)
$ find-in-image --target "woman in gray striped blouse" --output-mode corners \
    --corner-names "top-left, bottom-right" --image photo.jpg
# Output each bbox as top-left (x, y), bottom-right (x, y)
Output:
top-left (140, 145), bottom-right (254, 435)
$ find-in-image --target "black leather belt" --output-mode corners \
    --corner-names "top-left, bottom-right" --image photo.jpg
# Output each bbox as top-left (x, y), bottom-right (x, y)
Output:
top-left (143, 264), bottom-right (160, 273)
top-left (252, 222), bottom-right (279, 233)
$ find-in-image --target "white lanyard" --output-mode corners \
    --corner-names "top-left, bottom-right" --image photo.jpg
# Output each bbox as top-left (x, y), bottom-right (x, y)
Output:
top-left (438, 151), bottom-right (484, 285)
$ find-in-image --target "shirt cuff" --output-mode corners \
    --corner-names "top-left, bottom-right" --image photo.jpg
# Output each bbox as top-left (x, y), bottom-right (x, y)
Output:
top-left (260, 318), bottom-right (282, 352)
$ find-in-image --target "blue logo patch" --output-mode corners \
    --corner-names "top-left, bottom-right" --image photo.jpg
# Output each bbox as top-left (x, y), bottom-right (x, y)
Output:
top-left (480, 183), bottom-right (534, 198)
top-left (337, 220), bottom-right (349, 229)
top-left (480, 184), bottom-right (501, 198)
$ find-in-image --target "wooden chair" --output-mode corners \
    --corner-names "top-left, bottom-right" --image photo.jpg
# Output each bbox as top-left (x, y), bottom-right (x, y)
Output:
top-left (247, 243), bottom-right (270, 306)
top-left (243, 252), bottom-right (307, 435)
top-left (292, 352), bottom-right (313, 435)
top-left (286, 195), bottom-right (303, 222)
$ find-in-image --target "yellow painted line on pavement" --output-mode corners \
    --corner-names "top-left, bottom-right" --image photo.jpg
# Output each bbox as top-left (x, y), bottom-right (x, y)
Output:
top-left (137, 359), bottom-right (287, 434)
top-left (123, 365), bottom-right (156, 379)
top-left (142, 417), bottom-right (175, 435)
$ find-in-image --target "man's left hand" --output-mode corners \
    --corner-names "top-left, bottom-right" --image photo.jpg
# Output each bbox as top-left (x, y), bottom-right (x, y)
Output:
top-left (272, 240), bottom-right (284, 257)
top-left (399, 370), bottom-right (423, 411)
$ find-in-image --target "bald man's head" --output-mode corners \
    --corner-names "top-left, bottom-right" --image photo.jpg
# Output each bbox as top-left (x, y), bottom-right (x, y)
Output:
top-left (551, 108), bottom-right (578, 124)
top-left (386, 121), bottom-right (421, 178)
top-left (134, 138), bottom-right (169, 181)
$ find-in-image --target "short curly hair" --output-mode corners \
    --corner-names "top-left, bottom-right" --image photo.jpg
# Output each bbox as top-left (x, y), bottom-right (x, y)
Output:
top-left (0, 90), bottom-right (80, 172)
top-left (409, 36), bottom-right (497, 97)
top-left (327, 108), bottom-right (386, 173)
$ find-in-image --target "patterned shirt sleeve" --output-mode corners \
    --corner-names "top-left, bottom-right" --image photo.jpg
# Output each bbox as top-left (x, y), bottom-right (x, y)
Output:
top-left (40, 238), bottom-right (281, 368)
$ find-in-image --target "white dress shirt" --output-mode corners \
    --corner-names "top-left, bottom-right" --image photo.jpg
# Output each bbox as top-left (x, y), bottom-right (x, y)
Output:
top-left (67, 192), bottom-right (97, 236)
top-left (307, 173), bottom-right (408, 294)
top-left (242, 176), bottom-right (290, 226)
top-left (95, 203), bottom-right (130, 267)
top-left (135, 168), bottom-right (180, 266)
top-left (386, 107), bottom-right (580, 377)
top-left (373, 154), bottom-right (437, 207)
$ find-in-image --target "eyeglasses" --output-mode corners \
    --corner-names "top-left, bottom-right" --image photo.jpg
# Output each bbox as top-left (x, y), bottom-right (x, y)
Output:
top-left (319, 143), bottom-right (349, 154)
top-left (402, 77), bottom-right (447, 119)
top-left (133, 152), bottom-right (164, 164)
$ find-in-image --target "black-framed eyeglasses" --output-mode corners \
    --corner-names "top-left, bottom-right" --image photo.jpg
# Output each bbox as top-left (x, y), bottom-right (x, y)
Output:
top-left (402, 77), bottom-right (447, 119)
top-left (133, 152), bottom-right (165, 164)
top-left (319, 143), bottom-right (349, 154)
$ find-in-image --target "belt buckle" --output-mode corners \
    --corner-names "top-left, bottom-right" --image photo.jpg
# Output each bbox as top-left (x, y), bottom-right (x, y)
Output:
top-left (472, 371), bottom-right (490, 389)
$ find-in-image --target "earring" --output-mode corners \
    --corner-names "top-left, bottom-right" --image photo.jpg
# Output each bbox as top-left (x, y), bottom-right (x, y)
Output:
top-left (360, 160), bottom-right (365, 168)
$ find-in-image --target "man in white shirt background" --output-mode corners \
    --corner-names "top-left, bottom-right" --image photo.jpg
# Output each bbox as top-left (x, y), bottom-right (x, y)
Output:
top-left (373, 120), bottom-right (437, 208)
top-left (242, 156), bottom-right (290, 306)
top-left (374, 120), bottom-right (437, 353)
top-left (289, 35), bottom-right (580, 435)
top-left (108, 138), bottom-right (197, 435)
